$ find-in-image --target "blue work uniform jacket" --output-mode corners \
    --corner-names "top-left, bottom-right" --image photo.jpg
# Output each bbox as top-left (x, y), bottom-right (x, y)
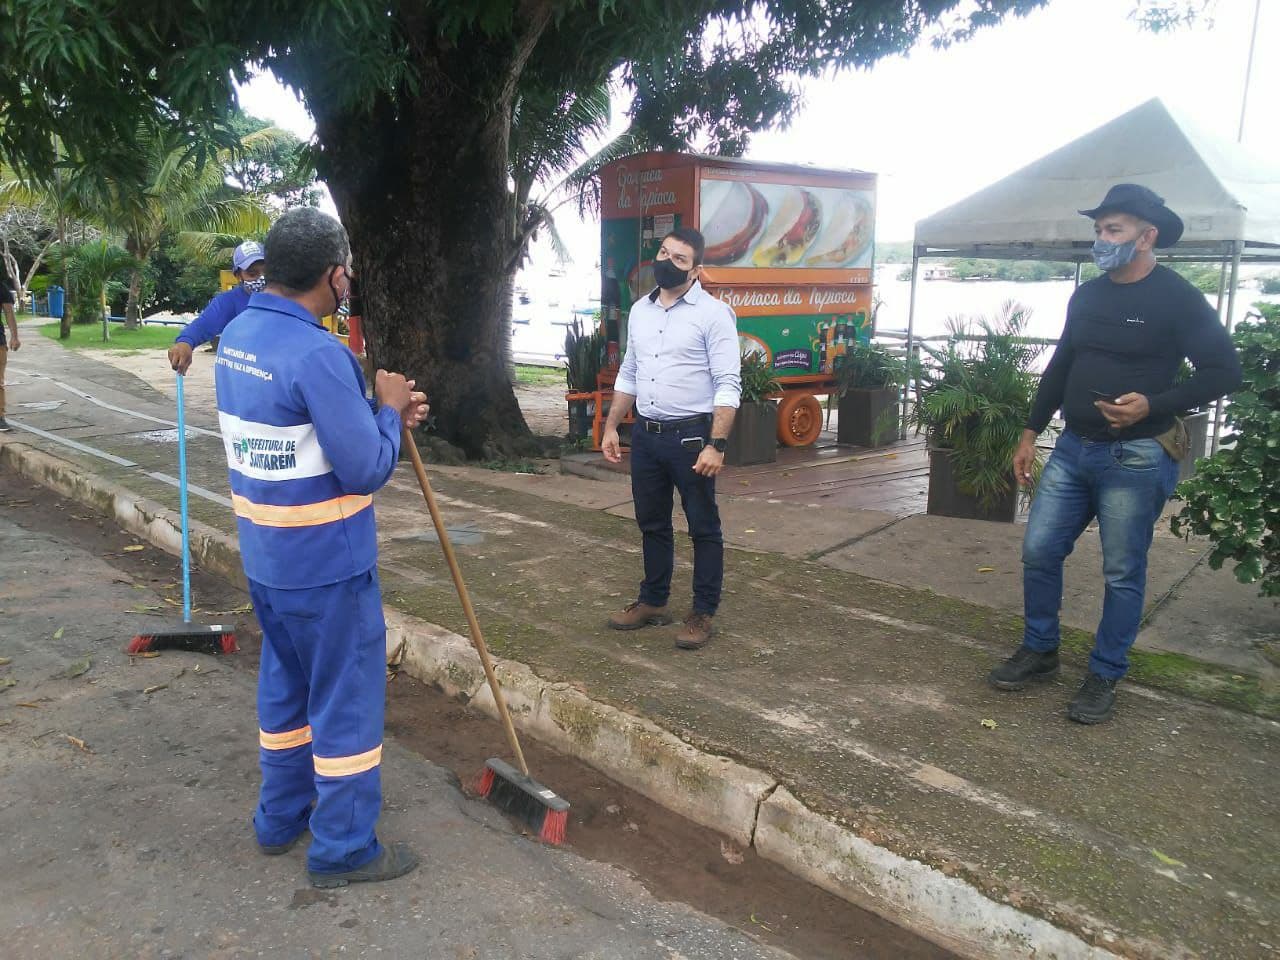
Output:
top-left (213, 292), bottom-right (402, 589)
top-left (177, 286), bottom-right (251, 349)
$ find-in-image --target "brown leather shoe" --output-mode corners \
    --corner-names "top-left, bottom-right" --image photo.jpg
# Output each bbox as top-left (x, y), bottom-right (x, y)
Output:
top-left (675, 611), bottom-right (714, 649)
top-left (607, 601), bottom-right (672, 631)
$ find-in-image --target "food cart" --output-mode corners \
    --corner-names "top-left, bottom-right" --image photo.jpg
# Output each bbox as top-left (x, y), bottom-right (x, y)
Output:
top-left (588, 152), bottom-right (876, 448)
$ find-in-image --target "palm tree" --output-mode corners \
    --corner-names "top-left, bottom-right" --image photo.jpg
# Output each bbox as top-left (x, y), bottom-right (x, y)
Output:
top-left (47, 239), bottom-right (137, 334)
top-left (63, 125), bottom-right (277, 329)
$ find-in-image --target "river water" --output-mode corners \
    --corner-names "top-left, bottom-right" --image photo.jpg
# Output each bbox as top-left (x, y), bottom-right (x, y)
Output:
top-left (511, 262), bottom-right (1278, 365)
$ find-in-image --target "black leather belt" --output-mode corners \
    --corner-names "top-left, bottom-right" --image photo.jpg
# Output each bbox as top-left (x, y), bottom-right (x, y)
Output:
top-left (637, 414), bottom-right (711, 433)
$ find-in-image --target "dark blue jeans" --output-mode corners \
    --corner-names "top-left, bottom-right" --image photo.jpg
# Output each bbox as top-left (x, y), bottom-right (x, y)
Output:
top-left (1022, 430), bottom-right (1179, 679)
top-left (630, 420), bottom-right (723, 615)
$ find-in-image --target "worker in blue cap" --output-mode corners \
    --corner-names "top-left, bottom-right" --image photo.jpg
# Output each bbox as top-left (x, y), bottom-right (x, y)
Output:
top-left (168, 240), bottom-right (266, 374)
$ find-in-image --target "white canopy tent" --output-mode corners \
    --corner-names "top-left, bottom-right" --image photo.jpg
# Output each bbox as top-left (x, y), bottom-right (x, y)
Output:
top-left (902, 97), bottom-right (1280, 444)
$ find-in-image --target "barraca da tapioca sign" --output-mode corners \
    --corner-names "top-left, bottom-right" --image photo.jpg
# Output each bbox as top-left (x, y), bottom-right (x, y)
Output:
top-left (598, 153), bottom-right (877, 380)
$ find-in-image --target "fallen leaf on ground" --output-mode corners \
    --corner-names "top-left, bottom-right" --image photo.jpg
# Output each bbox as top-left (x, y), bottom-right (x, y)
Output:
top-left (17, 701), bottom-right (42, 708)
top-left (130, 652), bottom-right (161, 660)
top-left (744, 528), bottom-right (756, 534)
top-left (748, 913), bottom-right (775, 932)
top-left (64, 734), bottom-right (92, 753)
top-left (976, 566), bottom-right (995, 573)
top-left (143, 683), bottom-right (168, 695)
top-left (52, 627), bottom-right (64, 641)
top-left (0, 677), bottom-right (16, 690)
top-left (0, 656), bottom-right (11, 666)
top-left (62, 656), bottom-right (91, 679)
top-left (163, 598), bottom-right (181, 607)
top-left (1151, 849), bottom-right (1186, 868)
top-left (123, 545), bottom-right (146, 552)
top-left (980, 718), bottom-right (998, 729)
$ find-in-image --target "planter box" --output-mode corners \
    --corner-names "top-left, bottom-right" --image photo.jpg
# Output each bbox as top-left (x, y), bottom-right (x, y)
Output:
top-left (1177, 411), bottom-right (1211, 483)
top-left (725, 401), bottom-right (778, 467)
top-left (837, 387), bottom-right (900, 448)
top-left (567, 399), bottom-right (594, 442)
top-left (926, 448), bottom-right (1018, 523)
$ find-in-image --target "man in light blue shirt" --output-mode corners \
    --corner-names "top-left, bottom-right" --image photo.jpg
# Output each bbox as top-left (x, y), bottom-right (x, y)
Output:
top-left (602, 226), bottom-right (741, 649)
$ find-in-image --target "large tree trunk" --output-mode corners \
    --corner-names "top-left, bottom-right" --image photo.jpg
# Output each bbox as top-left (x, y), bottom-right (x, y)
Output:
top-left (303, 29), bottom-right (543, 460)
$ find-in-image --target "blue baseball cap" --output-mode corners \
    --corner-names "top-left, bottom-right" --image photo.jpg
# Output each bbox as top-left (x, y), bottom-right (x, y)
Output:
top-left (233, 240), bottom-right (265, 272)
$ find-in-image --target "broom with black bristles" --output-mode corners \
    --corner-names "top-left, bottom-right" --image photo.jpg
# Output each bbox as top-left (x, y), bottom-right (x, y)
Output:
top-left (401, 426), bottom-right (569, 844)
top-left (128, 373), bottom-right (237, 656)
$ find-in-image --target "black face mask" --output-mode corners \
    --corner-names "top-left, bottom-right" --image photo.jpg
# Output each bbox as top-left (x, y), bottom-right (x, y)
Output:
top-left (328, 266), bottom-right (347, 315)
top-left (653, 257), bottom-right (690, 290)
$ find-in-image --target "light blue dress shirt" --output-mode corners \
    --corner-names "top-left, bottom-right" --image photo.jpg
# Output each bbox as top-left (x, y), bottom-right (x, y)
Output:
top-left (614, 280), bottom-right (741, 421)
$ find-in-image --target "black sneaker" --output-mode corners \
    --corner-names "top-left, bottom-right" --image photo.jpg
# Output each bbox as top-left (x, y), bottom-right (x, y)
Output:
top-left (0, 417), bottom-right (11, 432)
top-left (1068, 672), bottom-right (1119, 725)
top-left (987, 646), bottom-right (1060, 690)
top-left (309, 841), bottom-right (420, 889)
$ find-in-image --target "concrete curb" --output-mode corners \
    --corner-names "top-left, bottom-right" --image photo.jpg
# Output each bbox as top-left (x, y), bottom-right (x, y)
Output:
top-left (3, 438), bottom-right (1125, 960)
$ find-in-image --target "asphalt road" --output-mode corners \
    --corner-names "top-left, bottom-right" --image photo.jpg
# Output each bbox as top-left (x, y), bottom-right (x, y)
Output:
top-left (0, 476), bottom-right (794, 960)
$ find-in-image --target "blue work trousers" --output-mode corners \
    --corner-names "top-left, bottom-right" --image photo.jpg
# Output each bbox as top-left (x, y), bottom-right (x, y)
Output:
top-left (249, 568), bottom-right (388, 874)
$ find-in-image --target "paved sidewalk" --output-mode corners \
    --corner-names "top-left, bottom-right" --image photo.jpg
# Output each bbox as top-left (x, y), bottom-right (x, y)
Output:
top-left (3, 328), bottom-right (1277, 959)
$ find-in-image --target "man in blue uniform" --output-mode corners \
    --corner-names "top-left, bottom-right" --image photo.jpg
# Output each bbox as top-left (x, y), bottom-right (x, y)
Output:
top-left (168, 240), bottom-right (266, 374)
top-left (215, 208), bottom-right (429, 887)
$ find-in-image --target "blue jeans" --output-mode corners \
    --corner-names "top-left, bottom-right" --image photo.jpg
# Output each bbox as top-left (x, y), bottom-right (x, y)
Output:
top-left (1022, 430), bottom-right (1179, 678)
top-left (630, 420), bottom-right (724, 614)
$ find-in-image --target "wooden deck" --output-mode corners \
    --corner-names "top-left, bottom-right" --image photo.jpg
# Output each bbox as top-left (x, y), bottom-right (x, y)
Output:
top-left (576, 430), bottom-right (931, 516)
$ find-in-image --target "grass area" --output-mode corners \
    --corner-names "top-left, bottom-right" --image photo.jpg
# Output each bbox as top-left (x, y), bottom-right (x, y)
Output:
top-left (39, 320), bottom-right (176, 352)
top-left (514, 363), bottom-right (564, 386)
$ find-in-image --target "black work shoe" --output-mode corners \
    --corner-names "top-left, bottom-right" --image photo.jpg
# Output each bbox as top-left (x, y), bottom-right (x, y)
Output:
top-left (987, 646), bottom-right (1060, 691)
top-left (309, 842), bottom-right (420, 889)
top-left (1068, 672), bottom-right (1119, 725)
top-left (258, 832), bottom-right (305, 856)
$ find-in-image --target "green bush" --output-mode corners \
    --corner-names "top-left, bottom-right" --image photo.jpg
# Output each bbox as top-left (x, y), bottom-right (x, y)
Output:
top-left (1171, 304), bottom-right (1280, 597)
top-left (740, 350), bottom-right (781, 403)
top-left (911, 302), bottom-right (1045, 507)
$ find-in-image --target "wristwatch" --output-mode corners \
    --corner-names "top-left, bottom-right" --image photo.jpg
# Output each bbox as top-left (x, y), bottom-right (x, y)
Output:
top-left (707, 438), bottom-right (727, 453)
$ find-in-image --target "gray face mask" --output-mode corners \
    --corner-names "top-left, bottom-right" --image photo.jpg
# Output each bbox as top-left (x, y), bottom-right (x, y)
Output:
top-left (1091, 238), bottom-right (1138, 272)
top-left (242, 276), bottom-right (267, 294)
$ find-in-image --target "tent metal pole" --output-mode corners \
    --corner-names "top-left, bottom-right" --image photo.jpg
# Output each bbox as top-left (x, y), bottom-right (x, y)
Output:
top-left (1211, 243), bottom-right (1243, 454)
top-left (901, 246), bottom-right (921, 439)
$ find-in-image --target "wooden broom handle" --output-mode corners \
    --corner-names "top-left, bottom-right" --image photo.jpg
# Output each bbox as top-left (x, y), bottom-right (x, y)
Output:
top-left (400, 426), bottom-right (529, 777)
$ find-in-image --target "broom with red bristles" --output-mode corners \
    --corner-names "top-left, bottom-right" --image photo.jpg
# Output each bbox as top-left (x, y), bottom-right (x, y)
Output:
top-left (401, 426), bottom-right (569, 844)
top-left (128, 373), bottom-right (237, 656)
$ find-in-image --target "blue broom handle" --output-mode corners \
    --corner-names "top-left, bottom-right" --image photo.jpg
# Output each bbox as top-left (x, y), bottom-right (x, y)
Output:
top-left (177, 372), bottom-right (192, 624)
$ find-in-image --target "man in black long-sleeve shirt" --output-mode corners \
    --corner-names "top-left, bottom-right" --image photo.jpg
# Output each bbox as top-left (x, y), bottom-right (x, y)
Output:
top-left (989, 184), bottom-right (1242, 724)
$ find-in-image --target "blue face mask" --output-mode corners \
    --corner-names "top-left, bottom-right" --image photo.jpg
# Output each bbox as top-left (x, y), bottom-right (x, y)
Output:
top-left (242, 276), bottom-right (267, 294)
top-left (1091, 237), bottom-right (1138, 272)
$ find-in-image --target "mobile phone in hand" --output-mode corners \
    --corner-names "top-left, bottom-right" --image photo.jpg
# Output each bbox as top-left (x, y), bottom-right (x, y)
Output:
top-left (1090, 390), bottom-right (1117, 403)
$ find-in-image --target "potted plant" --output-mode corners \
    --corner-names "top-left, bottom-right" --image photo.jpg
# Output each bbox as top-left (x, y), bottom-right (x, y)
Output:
top-left (834, 340), bottom-right (910, 447)
top-left (911, 302), bottom-right (1045, 522)
top-left (724, 351), bottom-right (780, 466)
top-left (563, 315), bottom-right (604, 442)
top-left (1172, 305), bottom-right (1279, 597)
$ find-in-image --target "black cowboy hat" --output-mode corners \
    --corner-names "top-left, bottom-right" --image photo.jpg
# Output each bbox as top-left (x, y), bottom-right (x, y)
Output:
top-left (1079, 183), bottom-right (1184, 248)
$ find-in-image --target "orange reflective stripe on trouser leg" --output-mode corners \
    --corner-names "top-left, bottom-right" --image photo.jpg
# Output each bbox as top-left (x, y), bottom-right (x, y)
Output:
top-left (313, 745), bottom-right (383, 778)
top-left (259, 725), bottom-right (313, 750)
top-left (232, 493), bottom-right (373, 528)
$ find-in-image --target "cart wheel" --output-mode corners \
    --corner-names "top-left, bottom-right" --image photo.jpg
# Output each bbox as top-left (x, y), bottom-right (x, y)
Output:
top-left (776, 392), bottom-right (823, 446)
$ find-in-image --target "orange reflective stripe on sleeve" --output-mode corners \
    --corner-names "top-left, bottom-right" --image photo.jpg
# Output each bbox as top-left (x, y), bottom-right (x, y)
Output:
top-left (232, 493), bottom-right (373, 528)
top-left (313, 745), bottom-right (383, 778)
top-left (259, 725), bottom-right (313, 750)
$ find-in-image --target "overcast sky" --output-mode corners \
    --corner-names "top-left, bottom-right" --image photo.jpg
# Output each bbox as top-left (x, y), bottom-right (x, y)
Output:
top-left (237, 0), bottom-right (1275, 249)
